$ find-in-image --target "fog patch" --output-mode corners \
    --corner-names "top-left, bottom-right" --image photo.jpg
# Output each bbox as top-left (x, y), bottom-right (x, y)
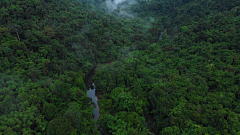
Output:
top-left (106, 0), bottom-right (136, 17)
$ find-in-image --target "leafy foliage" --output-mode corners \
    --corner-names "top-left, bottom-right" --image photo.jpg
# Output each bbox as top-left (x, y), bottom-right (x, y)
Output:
top-left (1, 0), bottom-right (240, 134)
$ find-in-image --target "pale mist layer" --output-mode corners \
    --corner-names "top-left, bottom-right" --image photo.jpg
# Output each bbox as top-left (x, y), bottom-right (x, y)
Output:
top-left (106, 0), bottom-right (136, 17)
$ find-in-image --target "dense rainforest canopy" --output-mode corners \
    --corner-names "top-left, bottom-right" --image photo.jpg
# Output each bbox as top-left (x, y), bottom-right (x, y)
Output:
top-left (0, 0), bottom-right (240, 134)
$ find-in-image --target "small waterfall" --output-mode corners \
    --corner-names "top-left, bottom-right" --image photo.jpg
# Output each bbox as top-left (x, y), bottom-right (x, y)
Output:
top-left (158, 29), bottom-right (166, 42)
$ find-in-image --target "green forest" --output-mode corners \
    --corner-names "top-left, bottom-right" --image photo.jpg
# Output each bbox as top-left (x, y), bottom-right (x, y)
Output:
top-left (0, 0), bottom-right (240, 134)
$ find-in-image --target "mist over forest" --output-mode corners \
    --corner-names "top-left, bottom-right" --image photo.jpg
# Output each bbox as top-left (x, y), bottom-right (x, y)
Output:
top-left (1, 0), bottom-right (240, 134)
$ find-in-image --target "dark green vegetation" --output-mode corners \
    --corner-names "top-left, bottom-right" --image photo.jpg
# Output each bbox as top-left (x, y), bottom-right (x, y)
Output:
top-left (94, 0), bottom-right (240, 134)
top-left (1, 0), bottom-right (240, 134)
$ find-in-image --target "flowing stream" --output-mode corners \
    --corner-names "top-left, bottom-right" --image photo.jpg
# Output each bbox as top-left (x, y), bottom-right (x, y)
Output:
top-left (85, 66), bottom-right (100, 121)
top-left (87, 83), bottom-right (100, 121)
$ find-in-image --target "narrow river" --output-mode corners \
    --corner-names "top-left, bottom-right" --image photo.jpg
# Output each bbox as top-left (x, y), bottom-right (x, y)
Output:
top-left (87, 83), bottom-right (100, 121)
top-left (85, 66), bottom-right (100, 121)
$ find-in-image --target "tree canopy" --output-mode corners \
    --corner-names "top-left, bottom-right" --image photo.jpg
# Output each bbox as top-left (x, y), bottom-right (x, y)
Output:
top-left (1, 0), bottom-right (240, 134)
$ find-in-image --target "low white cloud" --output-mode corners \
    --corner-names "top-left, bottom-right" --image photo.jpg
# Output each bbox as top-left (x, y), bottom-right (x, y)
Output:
top-left (106, 0), bottom-right (136, 17)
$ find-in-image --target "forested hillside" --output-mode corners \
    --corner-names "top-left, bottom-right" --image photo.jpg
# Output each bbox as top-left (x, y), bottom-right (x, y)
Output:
top-left (0, 0), bottom-right (157, 134)
top-left (94, 0), bottom-right (240, 134)
top-left (1, 0), bottom-right (240, 134)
